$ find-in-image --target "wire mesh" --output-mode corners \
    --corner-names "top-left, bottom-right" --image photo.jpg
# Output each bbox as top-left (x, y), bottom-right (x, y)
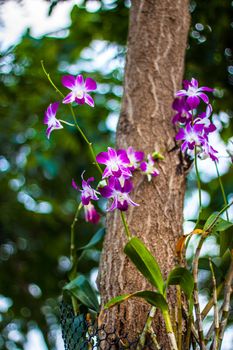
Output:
top-left (60, 301), bottom-right (157, 350)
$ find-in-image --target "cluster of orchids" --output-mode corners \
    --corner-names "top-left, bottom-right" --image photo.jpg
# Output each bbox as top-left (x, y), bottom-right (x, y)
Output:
top-left (173, 78), bottom-right (218, 161)
top-left (71, 146), bottom-right (161, 224)
top-left (43, 72), bottom-right (161, 225)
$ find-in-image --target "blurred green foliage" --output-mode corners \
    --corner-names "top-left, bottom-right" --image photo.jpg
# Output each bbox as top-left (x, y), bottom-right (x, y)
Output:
top-left (0, 0), bottom-right (232, 349)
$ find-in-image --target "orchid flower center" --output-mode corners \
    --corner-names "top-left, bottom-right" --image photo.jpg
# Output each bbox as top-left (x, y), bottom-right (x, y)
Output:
top-left (147, 163), bottom-right (155, 174)
top-left (117, 192), bottom-right (127, 204)
top-left (107, 157), bottom-right (120, 172)
top-left (186, 131), bottom-right (200, 143)
top-left (75, 89), bottom-right (84, 99)
top-left (48, 116), bottom-right (56, 126)
top-left (187, 86), bottom-right (198, 96)
top-left (128, 154), bottom-right (136, 167)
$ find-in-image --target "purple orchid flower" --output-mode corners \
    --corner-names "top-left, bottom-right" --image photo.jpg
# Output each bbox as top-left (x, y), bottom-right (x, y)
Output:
top-left (176, 78), bottom-right (214, 109)
top-left (44, 102), bottom-right (63, 139)
top-left (126, 146), bottom-right (144, 170)
top-left (195, 104), bottom-right (216, 135)
top-left (140, 154), bottom-right (159, 181)
top-left (72, 172), bottom-right (99, 205)
top-left (83, 203), bottom-right (100, 224)
top-left (62, 74), bottom-right (97, 107)
top-left (172, 97), bottom-right (192, 124)
top-left (99, 177), bottom-right (138, 211)
top-left (200, 141), bottom-right (219, 162)
top-left (96, 147), bottom-right (131, 179)
top-left (175, 122), bottom-right (205, 152)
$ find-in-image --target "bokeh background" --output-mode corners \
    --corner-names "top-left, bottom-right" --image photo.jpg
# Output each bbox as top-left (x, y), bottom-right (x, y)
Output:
top-left (0, 0), bottom-right (232, 349)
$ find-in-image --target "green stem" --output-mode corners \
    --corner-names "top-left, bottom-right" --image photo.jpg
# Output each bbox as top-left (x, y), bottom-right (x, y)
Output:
top-left (69, 202), bottom-right (82, 315)
top-left (185, 315), bottom-right (193, 350)
top-left (177, 286), bottom-right (182, 350)
top-left (41, 60), bottom-right (65, 99)
top-left (68, 105), bottom-right (103, 175)
top-left (136, 307), bottom-right (158, 350)
top-left (120, 211), bottom-right (132, 239)
top-left (70, 202), bottom-right (83, 277)
top-left (214, 161), bottom-right (229, 221)
top-left (194, 146), bottom-right (202, 225)
top-left (162, 310), bottom-right (178, 350)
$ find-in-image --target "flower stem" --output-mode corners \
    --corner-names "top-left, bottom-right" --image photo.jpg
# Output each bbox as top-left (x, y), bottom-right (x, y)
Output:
top-left (214, 161), bottom-right (229, 221)
top-left (69, 202), bottom-right (82, 315)
top-left (41, 60), bottom-right (64, 99)
top-left (194, 146), bottom-right (202, 225)
top-left (120, 211), bottom-right (132, 239)
top-left (68, 105), bottom-right (103, 175)
top-left (70, 202), bottom-right (83, 279)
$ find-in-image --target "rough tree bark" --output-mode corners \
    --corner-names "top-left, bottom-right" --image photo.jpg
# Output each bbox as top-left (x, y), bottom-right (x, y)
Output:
top-left (98, 0), bottom-right (190, 348)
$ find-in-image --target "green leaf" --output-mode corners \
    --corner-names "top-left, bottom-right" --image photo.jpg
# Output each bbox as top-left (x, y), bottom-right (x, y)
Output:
top-left (78, 228), bottom-right (105, 251)
top-left (220, 226), bottom-right (233, 256)
top-left (104, 294), bottom-right (132, 309)
top-left (63, 275), bottom-right (99, 312)
top-left (166, 267), bottom-right (194, 299)
top-left (104, 290), bottom-right (168, 311)
top-left (124, 237), bottom-right (164, 294)
top-left (198, 258), bottom-right (222, 278)
top-left (219, 249), bottom-right (232, 275)
top-left (203, 213), bottom-right (218, 230)
top-left (204, 213), bottom-right (233, 233)
top-left (133, 291), bottom-right (168, 311)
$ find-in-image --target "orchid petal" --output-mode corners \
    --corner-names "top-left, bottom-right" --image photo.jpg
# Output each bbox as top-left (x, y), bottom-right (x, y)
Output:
top-left (96, 152), bottom-right (109, 164)
top-left (175, 90), bottom-right (187, 97)
top-left (198, 92), bottom-right (209, 104)
top-left (84, 94), bottom-right (95, 107)
top-left (175, 128), bottom-right (186, 141)
top-left (75, 97), bottom-right (85, 105)
top-left (62, 75), bottom-right (76, 89)
top-left (72, 179), bottom-right (78, 190)
top-left (76, 74), bottom-right (84, 86)
top-left (186, 95), bottom-right (200, 109)
top-left (191, 78), bottom-right (198, 88)
top-left (85, 77), bottom-right (97, 91)
top-left (63, 92), bottom-right (75, 104)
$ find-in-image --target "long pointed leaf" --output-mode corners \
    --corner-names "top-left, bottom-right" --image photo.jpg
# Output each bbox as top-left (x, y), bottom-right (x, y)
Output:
top-left (104, 290), bottom-right (168, 311)
top-left (78, 228), bottom-right (105, 251)
top-left (204, 212), bottom-right (233, 232)
top-left (63, 275), bottom-right (99, 312)
top-left (166, 267), bottom-right (194, 299)
top-left (124, 237), bottom-right (164, 294)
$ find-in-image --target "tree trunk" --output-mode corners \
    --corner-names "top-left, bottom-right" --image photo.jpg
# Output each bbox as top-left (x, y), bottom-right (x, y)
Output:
top-left (98, 0), bottom-right (190, 348)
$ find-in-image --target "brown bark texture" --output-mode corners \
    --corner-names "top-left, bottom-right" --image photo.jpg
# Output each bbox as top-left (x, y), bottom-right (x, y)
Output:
top-left (98, 0), bottom-right (190, 348)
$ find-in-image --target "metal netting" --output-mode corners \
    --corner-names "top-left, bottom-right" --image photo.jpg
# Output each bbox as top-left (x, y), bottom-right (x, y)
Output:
top-left (60, 302), bottom-right (157, 350)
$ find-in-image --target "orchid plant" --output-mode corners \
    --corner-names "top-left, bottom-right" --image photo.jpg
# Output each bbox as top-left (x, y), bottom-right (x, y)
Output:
top-left (41, 63), bottom-right (233, 350)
